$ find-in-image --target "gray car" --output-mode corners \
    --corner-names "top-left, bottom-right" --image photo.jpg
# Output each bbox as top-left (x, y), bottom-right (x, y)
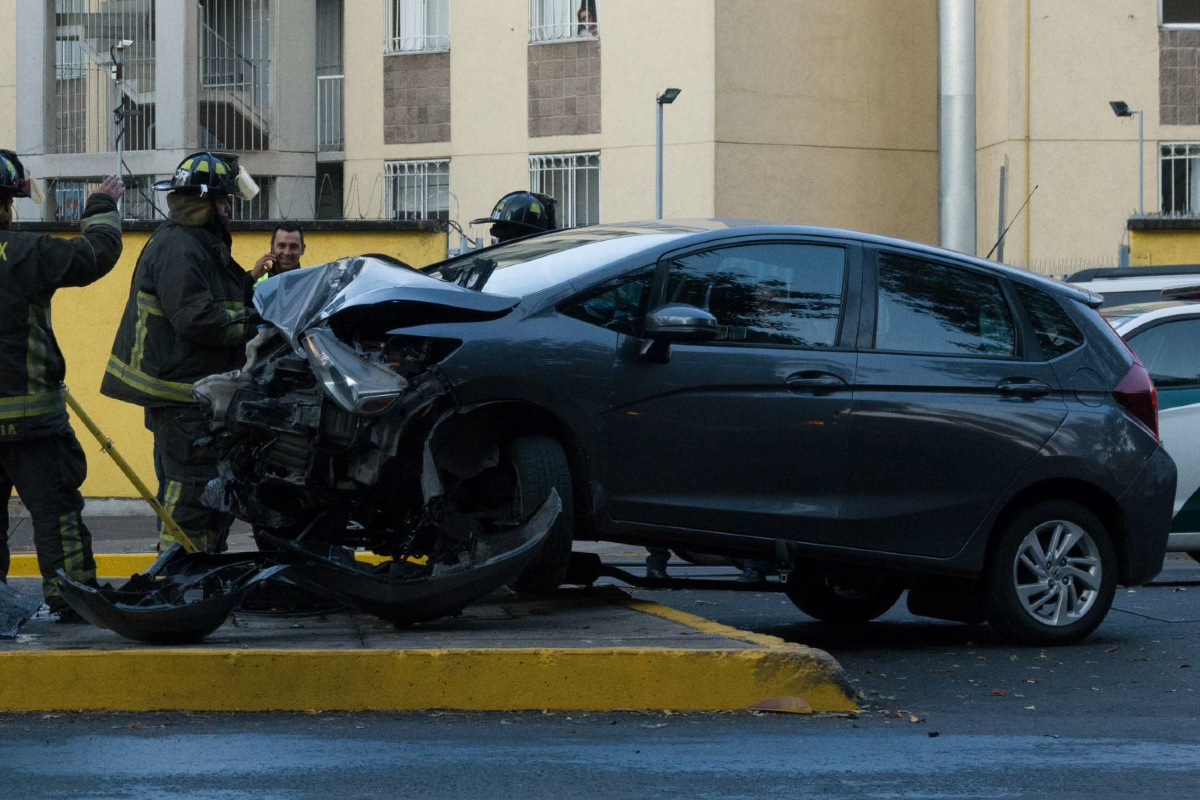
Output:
top-left (199, 220), bottom-right (1177, 646)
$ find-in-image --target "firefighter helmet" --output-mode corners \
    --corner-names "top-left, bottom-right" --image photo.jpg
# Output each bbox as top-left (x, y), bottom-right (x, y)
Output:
top-left (0, 149), bottom-right (32, 198)
top-left (471, 191), bottom-right (559, 242)
top-left (153, 151), bottom-right (250, 197)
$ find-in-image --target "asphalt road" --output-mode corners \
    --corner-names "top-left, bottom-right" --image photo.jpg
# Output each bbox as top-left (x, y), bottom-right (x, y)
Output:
top-left (0, 555), bottom-right (1197, 799)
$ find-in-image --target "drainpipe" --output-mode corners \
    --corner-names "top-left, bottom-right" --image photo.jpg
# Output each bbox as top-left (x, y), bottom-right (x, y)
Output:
top-left (938, 0), bottom-right (976, 254)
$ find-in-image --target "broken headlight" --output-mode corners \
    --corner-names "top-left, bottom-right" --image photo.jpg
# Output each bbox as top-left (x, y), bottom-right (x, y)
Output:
top-left (303, 328), bottom-right (408, 416)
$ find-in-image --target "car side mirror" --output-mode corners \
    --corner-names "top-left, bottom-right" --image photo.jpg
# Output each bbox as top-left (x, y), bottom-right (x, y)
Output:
top-left (641, 303), bottom-right (718, 362)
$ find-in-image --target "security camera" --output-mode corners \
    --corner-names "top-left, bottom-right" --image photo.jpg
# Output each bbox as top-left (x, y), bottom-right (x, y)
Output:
top-left (116, 39), bottom-right (134, 50)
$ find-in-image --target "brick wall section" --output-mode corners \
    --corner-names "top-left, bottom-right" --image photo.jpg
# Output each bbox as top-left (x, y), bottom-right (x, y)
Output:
top-left (1161, 30), bottom-right (1200, 125)
top-left (528, 40), bottom-right (601, 137)
top-left (384, 52), bottom-right (451, 144)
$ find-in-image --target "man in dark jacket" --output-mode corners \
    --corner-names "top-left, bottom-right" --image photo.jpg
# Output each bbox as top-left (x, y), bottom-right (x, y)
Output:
top-left (0, 149), bottom-right (123, 616)
top-left (102, 151), bottom-right (259, 553)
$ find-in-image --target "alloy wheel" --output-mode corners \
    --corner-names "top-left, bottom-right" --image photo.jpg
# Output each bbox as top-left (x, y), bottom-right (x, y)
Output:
top-left (1012, 519), bottom-right (1102, 627)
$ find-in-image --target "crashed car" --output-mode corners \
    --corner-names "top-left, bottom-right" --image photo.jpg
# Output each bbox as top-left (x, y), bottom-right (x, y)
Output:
top-left (191, 219), bottom-right (1174, 646)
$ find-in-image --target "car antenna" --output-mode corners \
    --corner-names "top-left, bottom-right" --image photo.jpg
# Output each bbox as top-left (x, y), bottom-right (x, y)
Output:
top-left (986, 184), bottom-right (1038, 261)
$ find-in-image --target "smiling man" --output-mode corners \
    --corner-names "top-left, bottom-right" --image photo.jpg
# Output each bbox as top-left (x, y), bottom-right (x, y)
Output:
top-left (250, 222), bottom-right (305, 288)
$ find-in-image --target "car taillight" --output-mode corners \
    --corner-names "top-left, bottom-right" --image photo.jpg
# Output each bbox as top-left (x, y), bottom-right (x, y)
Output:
top-left (1094, 309), bottom-right (1160, 440)
top-left (1112, 362), bottom-right (1159, 440)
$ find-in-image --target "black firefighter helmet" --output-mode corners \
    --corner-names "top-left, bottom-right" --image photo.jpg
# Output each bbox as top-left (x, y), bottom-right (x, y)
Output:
top-left (153, 151), bottom-right (247, 197)
top-left (471, 191), bottom-right (558, 242)
top-left (0, 149), bottom-right (33, 198)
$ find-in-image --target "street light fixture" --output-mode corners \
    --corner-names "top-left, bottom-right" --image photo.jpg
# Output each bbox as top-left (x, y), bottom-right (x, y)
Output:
top-left (111, 39), bottom-right (135, 216)
top-left (1110, 99), bottom-right (1144, 216)
top-left (656, 88), bottom-right (681, 219)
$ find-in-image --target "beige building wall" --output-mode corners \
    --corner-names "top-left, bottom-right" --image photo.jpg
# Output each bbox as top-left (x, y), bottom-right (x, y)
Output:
top-left (713, 0), bottom-right (939, 243)
top-left (0, 0), bottom-right (14, 149)
top-left (342, 0), bottom-right (717, 234)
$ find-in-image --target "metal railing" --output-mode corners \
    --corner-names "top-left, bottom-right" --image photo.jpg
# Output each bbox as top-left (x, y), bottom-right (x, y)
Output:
top-left (198, 0), bottom-right (270, 151)
top-left (51, 176), bottom-right (163, 221)
top-left (385, 0), bottom-right (450, 53)
top-left (1159, 142), bottom-right (1200, 217)
top-left (384, 159), bottom-right (450, 220)
top-left (317, 75), bottom-right (345, 152)
top-left (530, 152), bottom-right (600, 227)
top-left (530, 0), bottom-right (599, 44)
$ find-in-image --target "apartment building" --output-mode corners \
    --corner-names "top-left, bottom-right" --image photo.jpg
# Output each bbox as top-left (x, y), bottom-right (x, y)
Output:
top-left (4, 1), bottom-right (1200, 272)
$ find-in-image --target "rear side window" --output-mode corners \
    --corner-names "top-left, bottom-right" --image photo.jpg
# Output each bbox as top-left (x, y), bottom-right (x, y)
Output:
top-left (1015, 285), bottom-right (1084, 359)
top-left (874, 252), bottom-right (1016, 357)
top-left (1126, 318), bottom-right (1200, 388)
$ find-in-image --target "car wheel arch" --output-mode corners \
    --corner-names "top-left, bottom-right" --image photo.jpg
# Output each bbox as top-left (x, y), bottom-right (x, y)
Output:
top-left (985, 479), bottom-right (1128, 584)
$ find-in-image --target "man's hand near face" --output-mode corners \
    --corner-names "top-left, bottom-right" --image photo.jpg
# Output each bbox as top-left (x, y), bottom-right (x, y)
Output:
top-left (251, 228), bottom-right (305, 280)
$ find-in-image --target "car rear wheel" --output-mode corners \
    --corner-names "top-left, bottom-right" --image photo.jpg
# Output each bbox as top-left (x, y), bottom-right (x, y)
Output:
top-left (506, 435), bottom-right (574, 595)
top-left (983, 499), bottom-right (1116, 646)
top-left (785, 570), bottom-right (903, 623)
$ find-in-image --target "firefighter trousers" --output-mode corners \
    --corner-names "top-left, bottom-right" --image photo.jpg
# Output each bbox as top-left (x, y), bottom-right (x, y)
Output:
top-left (0, 433), bottom-right (98, 610)
top-left (145, 406), bottom-right (230, 553)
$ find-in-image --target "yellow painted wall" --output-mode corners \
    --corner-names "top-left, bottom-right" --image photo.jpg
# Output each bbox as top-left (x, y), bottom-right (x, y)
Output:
top-left (1129, 229), bottom-right (1200, 267)
top-left (0, 0), bottom-right (14, 149)
top-left (46, 227), bottom-right (444, 498)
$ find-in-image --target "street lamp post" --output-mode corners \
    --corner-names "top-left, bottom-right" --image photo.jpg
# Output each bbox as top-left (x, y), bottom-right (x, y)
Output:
top-left (656, 88), bottom-right (681, 219)
top-left (110, 39), bottom-right (133, 216)
top-left (1110, 100), bottom-right (1144, 216)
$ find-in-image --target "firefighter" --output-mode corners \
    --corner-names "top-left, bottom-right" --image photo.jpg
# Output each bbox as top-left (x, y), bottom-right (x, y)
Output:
top-left (0, 150), bottom-right (123, 618)
top-left (470, 191), bottom-right (559, 243)
top-left (101, 151), bottom-right (259, 553)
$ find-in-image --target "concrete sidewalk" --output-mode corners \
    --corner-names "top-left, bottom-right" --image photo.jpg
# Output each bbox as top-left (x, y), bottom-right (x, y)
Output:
top-left (0, 516), bottom-right (856, 714)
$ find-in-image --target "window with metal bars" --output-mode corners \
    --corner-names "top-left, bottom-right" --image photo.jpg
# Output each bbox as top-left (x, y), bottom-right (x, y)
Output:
top-left (50, 177), bottom-right (164, 222)
top-left (385, 0), bottom-right (450, 53)
top-left (529, 152), bottom-right (599, 227)
top-left (530, 0), bottom-right (598, 43)
top-left (384, 159), bottom-right (450, 221)
top-left (1161, 0), bottom-right (1200, 27)
top-left (199, 0), bottom-right (271, 152)
top-left (1160, 142), bottom-right (1200, 216)
top-left (229, 177), bottom-right (272, 220)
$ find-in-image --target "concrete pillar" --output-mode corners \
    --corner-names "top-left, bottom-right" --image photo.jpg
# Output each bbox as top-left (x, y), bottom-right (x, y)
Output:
top-left (272, 0), bottom-right (317, 154)
top-left (938, 0), bottom-right (976, 255)
top-left (14, 1), bottom-right (54, 219)
top-left (154, 0), bottom-right (200, 153)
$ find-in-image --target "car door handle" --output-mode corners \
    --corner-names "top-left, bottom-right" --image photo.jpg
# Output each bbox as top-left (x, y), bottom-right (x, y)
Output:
top-left (996, 378), bottom-right (1053, 399)
top-left (786, 373), bottom-right (847, 393)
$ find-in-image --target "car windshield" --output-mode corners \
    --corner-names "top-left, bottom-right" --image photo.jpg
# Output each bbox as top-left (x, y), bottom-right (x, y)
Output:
top-left (427, 225), bottom-right (698, 296)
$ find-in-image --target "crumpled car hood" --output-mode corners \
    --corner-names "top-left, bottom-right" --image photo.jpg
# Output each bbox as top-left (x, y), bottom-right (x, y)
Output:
top-left (255, 256), bottom-right (520, 348)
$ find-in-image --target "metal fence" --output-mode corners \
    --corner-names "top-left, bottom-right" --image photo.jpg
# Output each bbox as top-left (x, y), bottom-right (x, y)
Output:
top-left (530, 0), bottom-right (599, 43)
top-left (1159, 142), bottom-right (1200, 217)
top-left (51, 176), bottom-right (163, 221)
top-left (317, 75), bottom-right (345, 152)
top-left (54, 0), bottom-right (156, 155)
top-left (199, 0), bottom-right (270, 151)
top-left (384, 159), bottom-right (450, 221)
top-left (530, 152), bottom-right (600, 227)
top-left (385, 0), bottom-right (450, 53)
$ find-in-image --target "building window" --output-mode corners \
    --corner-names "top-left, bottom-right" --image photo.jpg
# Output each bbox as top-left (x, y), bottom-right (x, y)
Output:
top-left (530, 0), bottom-right (598, 44)
top-left (1160, 142), bottom-right (1200, 216)
top-left (386, 0), bottom-right (450, 53)
top-left (1161, 0), bottom-right (1200, 28)
top-left (385, 159), bottom-right (450, 220)
top-left (529, 152), bottom-right (599, 227)
top-left (51, 177), bottom-right (164, 221)
top-left (229, 177), bottom-right (272, 220)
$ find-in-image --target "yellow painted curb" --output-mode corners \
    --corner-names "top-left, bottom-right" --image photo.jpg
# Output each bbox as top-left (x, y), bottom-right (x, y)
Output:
top-left (0, 647), bottom-right (857, 713)
top-left (5, 552), bottom-right (392, 578)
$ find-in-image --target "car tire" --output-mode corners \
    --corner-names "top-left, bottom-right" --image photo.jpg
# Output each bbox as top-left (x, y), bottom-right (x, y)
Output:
top-left (506, 435), bottom-right (575, 595)
top-left (785, 571), bottom-right (903, 623)
top-left (982, 499), bottom-right (1116, 646)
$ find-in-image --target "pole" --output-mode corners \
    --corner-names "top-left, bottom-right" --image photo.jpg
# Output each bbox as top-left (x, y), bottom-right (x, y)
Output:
top-left (938, 0), bottom-right (977, 253)
top-left (63, 388), bottom-right (197, 554)
top-left (656, 100), bottom-right (664, 219)
top-left (1137, 109), bottom-right (1145, 216)
top-left (996, 164), bottom-right (1008, 263)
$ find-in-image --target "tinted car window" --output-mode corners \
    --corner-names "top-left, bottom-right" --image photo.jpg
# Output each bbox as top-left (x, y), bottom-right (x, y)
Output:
top-left (875, 252), bottom-right (1015, 357)
top-left (1015, 284), bottom-right (1083, 359)
top-left (559, 268), bottom-right (654, 335)
top-left (663, 243), bottom-right (845, 347)
top-left (1126, 318), bottom-right (1200, 388)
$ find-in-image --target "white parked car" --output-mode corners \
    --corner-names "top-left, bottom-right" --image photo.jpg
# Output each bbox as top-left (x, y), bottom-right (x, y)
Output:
top-left (1069, 265), bottom-right (1200, 308)
top-left (1101, 288), bottom-right (1200, 561)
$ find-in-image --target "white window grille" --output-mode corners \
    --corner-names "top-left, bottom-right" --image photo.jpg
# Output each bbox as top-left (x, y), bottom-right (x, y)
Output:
top-left (229, 177), bottom-right (272, 220)
top-left (1160, 142), bottom-right (1200, 216)
top-left (385, 0), bottom-right (450, 53)
top-left (1161, 0), bottom-right (1200, 28)
top-left (51, 177), bottom-right (164, 221)
top-left (529, 152), bottom-right (599, 227)
top-left (199, 0), bottom-right (271, 152)
top-left (54, 0), bottom-right (156, 155)
top-left (530, 0), bottom-right (598, 43)
top-left (385, 159), bottom-right (450, 220)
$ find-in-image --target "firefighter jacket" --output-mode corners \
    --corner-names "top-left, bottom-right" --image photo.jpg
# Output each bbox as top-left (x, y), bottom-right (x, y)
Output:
top-left (102, 219), bottom-right (254, 408)
top-left (0, 194), bottom-right (122, 441)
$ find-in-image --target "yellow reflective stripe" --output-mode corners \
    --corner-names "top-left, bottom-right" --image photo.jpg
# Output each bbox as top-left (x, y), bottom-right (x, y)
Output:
top-left (80, 209), bottom-right (120, 233)
top-left (131, 306), bottom-right (149, 371)
top-left (59, 512), bottom-right (95, 584)
top-left (160, 481), bottom-right (183, 546)
top-left (105, 355), bottom-right (196, 404)
top-left (0, 390), bottom-right (65, 420)
top-left (25, 305), bottom-right (51, 394)
top-left (136, 291), bottom-right (165, 317)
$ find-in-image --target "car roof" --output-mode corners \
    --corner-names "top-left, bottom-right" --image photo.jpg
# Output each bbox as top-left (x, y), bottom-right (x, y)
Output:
top-left (1103, 300), bottom-right (1200, 332)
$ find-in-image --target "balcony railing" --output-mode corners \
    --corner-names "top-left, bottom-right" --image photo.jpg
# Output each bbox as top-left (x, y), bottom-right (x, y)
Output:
top-left (317, 74), bottom-right (344, 152)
